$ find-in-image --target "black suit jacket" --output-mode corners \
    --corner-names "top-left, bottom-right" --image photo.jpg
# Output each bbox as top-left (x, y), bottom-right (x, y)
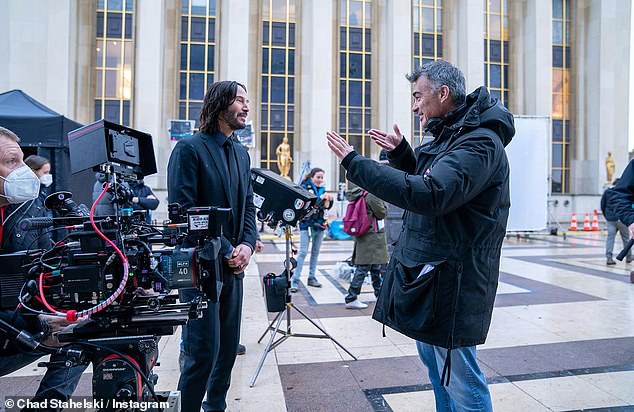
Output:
top-left (167, 131), bottom-right (257, 262)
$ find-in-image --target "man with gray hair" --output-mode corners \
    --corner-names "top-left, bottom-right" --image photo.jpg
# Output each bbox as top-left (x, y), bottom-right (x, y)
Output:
top-left (327, 60), bottom-right (515, 411)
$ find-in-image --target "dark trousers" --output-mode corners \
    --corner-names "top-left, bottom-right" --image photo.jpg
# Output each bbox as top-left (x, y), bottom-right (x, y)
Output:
top-left (345, 264), bottom-right (385, 303)
top-left (178, 273), bottom-right (243, 412)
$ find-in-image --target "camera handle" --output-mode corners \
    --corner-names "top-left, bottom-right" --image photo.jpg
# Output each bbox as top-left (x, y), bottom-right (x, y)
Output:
top-left (250, 224), bottom-right (357, 387)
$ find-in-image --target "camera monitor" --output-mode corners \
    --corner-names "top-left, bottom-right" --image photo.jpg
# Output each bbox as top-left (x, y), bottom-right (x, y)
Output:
top-left (251, 168), bottom-right (317, 226)
top-left (67, 119), bottom-right (157, 177)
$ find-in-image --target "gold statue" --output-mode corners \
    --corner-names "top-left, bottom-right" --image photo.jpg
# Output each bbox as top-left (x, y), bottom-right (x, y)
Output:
top-left (606, 152), bottom-right (615, 183)
top-left (275, 136), bottom-right (293, 178)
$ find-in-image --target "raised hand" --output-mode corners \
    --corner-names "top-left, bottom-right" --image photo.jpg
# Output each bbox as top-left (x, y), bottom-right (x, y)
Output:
top-left (326, 131), bottom-right (354, 161)
top-left (368, 123), bottom-right (403, 151)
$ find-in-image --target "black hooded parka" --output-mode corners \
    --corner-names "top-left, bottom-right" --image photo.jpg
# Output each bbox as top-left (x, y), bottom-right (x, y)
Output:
top-left (340, 87), bottom-right (515, 350)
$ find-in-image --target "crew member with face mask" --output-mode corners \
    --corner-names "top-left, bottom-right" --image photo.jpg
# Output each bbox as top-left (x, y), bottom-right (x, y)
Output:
top-left (0, 127), bottom-right (86, 407)
top-left (3, 155), bottom-right (54, 252)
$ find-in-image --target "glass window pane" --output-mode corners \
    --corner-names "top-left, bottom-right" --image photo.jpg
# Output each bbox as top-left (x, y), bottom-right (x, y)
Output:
top-left (190, 17), bottom-right (206, 41)
top-left (98, 0), bottom-right (105, 9)
top-left (272, 0), bottom-right (287, 20)
top-left (552, 46), bottom-right (563, 68)
top-left (108, 0), bottom-right (123, 11)
top-left (289, 23), bottom-right (295, 46)
top-left (96, 44), bottom-right (104, 66)
top-left (180, 44), bottom-right (188, 69)
top-left (208, 18), bottom-right (215, 42)
top-left (489, 40), bottom-right (501, 62)
top-left (436, 9), bottom-right (442, 31)
top-left (189, 73), bottom-right (205, 100)
top-left (413, 5), bottom-right (420, 31)
top-left (263, 22), bottom-right (270, 46)
top-left (261, 76), bottom-right (269, 103)
top-left (348, 53), bottom-right (362, 78)
top-left (340, 27), bottom-right (347, 49)
top-left (349, 1), bottom-right (362, 25)
top-left (365, 53), bottom-right (371, 78)
top-left (209, 0), bottom-right (216, 15)
top-left (364, 82), bottom-right (371, 105)
top-left (288, 49), bottom-right (295, 75)
top-left (95, 101), bottom-right (102, 121)
top-left (422, 33), bottom-right (435, 56)
top-left (339, 0), bottom-right (346, 25)
top-left (270, 77), bottom-right (286, 103)
top-left (189, 44), bottom-right (205, 70)
top-left (365, 29), bottom-right (371, 51)
top-left (189, 102), bottom-right (202, 126)
top-left (553, 0), bottom-right (563, 19)
top-left (340, 80), bottom-right (347, 106)
top-left (125, 0), bottom-right (133, 11)
top-left (105, 41), bottom-right (122, 68)
top-left (182, 0), bottom-right (189, 14)
top-left (104, 100), bottom-right (120, 123)
top-left (488, 15), bottom-right (501, 39)
top-left (181, 16), bottom-right (189, 41)
top-left (191, 0), bottom-right (206, 15)
top-left (489, 65), bottom-right (501, 88)
top-left (552, 120), bottom-right (563, 141)
top-left (106, 13), bottom-right (123, 37)
top-left (179, 73), bottom-right (187, 99)
top-left (287, 77), bottom-right (294, 104)
top-left (207, 45), bottom-right (214, 71)
top-left (349, 27), bottom-right (363, 51)
top-left (262, 48), bottom-right (269, 73)
top-left (261, 104), bottom-right (269, 128)
top-left (124, 13), bottom-right (132, 39)
top-left (348, 108), bottom-right (362, 133)
top-left (105, 70), bottom-right (118, 98)
top-left (97, 12), bottom-right (104, 37)
top-left (422, 8), bottom-right (434, 32)
top-left (271, 48), bottom-right (286, 74)
top-left (179, 102), bottom-right (187, 120)
top-left (272, 22), bottom-right (286, 46)
top-left (552, 21), bottom-right (563, 44)
top-left (552, 143), bottom-right (563, 167)
top-left (551, 169), bottom-right (562, 193)
top-left (488, 0), bottom-right (500, 13)
top-left (95, 69), bottom-right (104, 97)
top-left (348, 80), bottom-right (362, 106)
top-left (122, 100), bottom-right (130, 126)
top-left (270, 105), bottom-right (285, 130)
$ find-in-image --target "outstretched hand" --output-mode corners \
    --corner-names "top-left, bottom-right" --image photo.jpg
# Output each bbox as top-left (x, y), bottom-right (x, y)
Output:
top-left (326, 131), bottom-right (354, 161)
top-left (368, 124), bottom-right (403, 151)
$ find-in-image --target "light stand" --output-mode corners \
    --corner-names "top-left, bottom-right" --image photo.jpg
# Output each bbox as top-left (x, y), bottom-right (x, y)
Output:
top-left (249, 224), bottom-right (357, 387)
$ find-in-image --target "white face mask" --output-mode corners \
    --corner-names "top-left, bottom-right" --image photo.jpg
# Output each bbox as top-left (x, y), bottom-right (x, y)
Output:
top-left (39, 173), bottom-right (53, 187)
top-left (0, 165), bottom-right (41, 204)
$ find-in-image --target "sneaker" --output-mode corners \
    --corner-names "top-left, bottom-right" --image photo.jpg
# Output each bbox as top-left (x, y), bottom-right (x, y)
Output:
top-left (627, 256), bottom-right (633, 264)
top-left (345, 299), bottom-right (368, 309)
top-left (307, 278), bottom-right (322, 288)
top-left (607, 257), bottom-right (616, 265)
top-left (237, 344), bottom-right (246, 355)
top-left (290, 283), bottom-right (298, 293)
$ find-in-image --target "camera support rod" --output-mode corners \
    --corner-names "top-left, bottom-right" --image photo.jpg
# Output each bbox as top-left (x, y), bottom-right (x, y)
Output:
top-left (249, 225), bottom-right (357, 387)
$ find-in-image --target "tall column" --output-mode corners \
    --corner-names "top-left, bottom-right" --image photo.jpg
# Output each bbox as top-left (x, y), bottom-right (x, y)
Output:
top-left (509, 0), bottom-right (551, 115)
top-left (573, 0), bottom-right (631, 192)
top-left (377, 0), bottom-right (412, 141)
top-left (443, 0), bottom-right (485, 92)
top-left (217, 0), bottom-right (252, 85)
top-left (300, 0), bottom-right (335, 187)
top-left (134, 0), bottom-right (178, 189)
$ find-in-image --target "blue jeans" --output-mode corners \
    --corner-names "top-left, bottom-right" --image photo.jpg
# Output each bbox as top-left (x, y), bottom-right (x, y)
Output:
top-left (416, 341), bottom-right (492, 412)
top-left (606, 220), bottom-right (631, 259)
top-left (292, 228), bottom-right (325, 286)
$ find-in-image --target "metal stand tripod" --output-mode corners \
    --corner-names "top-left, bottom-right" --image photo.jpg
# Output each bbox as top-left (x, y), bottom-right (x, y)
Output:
top-left (250, 224), bottom-right (357, 387)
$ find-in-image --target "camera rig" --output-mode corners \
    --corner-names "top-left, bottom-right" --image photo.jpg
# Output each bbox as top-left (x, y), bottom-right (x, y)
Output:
top-left (0, 120), bottom-right (233, 409)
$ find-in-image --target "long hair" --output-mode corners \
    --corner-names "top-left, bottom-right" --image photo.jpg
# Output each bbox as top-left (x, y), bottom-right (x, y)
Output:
top-left (199, 80), bottom-right (247, 135)
top-left (301, 167), bottom-right (325, 185)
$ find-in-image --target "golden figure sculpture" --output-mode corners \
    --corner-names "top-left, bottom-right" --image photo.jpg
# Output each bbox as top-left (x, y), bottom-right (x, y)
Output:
top-left (606, 152), bottom-right (615, 183)
top-left (275, 136), bottom-right (293, 178)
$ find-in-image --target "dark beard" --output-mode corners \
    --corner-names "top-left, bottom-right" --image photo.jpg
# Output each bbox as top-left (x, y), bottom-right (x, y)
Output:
top-left (221, 110), bottom-right (246, 131)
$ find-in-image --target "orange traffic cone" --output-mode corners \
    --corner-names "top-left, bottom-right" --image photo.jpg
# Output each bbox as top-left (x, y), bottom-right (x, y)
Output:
top-left (569, 212), bottom-right (578, 231)
top-left (583, 212), bottom-right (591, 231)
top-left (591, 210), bottom-right (600, 231)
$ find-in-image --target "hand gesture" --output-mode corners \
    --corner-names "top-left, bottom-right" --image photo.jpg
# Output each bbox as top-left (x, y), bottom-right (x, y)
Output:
top-left (368, 124), bottom-right (403, 151)
top-left (227, 244), bottom-right (253, 274)
top-left (326, 131), bottom-right (354, 161)
top-left (255, 239), bottom-right (264, 253)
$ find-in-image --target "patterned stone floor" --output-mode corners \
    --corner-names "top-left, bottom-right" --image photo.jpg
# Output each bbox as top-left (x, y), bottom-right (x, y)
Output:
top-left (2, 231), bottom-right (633, 411)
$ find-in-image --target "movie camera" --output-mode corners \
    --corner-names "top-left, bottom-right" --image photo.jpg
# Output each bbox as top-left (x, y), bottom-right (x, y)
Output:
top-left (0, 120), bottom-right (231, 408)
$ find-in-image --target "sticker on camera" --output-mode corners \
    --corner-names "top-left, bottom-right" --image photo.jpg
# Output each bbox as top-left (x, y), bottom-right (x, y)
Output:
top-left (283, 209), bottom-right (295, 222)
top-left (255, 176), bottom-right (265, 185)
top-left (253, 193), bottom-right (265, 208)
top-left (294, 199), bottom-right (305, 209)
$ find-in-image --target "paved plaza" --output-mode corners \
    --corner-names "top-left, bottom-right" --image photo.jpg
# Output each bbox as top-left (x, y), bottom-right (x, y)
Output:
top-left (2, 231), bottom-right (634, 411)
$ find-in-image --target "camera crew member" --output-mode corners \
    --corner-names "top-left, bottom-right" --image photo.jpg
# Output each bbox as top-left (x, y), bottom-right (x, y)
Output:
top-left (167, 80), bottom-right (257, 411)
top-left (0, 127), bottom-right (85, 409)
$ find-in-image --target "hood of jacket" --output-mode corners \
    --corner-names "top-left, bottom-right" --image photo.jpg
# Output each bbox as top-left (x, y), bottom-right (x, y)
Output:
top-left (426, 86), bottom-right (515, 147)
top-left (346, 184), bottom-right (364, 201)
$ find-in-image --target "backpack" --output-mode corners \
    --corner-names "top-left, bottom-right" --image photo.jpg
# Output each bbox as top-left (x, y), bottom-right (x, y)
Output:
top-left (343, 192), bottom-right (372, 237)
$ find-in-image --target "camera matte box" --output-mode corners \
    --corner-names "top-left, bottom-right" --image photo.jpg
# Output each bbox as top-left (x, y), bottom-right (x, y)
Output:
top-left (67, 119), bottom-right (157, 177)
top-left (251, 168), bottom-right (317, 226)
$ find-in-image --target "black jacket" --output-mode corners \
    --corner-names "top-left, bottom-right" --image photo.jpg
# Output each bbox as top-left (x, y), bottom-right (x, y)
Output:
top-left (612, 159), bottom-right (634, 226)
top-left (167, 131), bottom-right (257, 274)
top-left (600, 187), bottom-right (620, 222)
top-left (341, 87), bottom-right (514, 349)
top-left (3, 189), bottom-right (51, 253)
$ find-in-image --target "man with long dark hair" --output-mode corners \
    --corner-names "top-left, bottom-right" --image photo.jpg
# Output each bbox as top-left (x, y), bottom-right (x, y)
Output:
top-left (167, 81), bottom-right (257, 411)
